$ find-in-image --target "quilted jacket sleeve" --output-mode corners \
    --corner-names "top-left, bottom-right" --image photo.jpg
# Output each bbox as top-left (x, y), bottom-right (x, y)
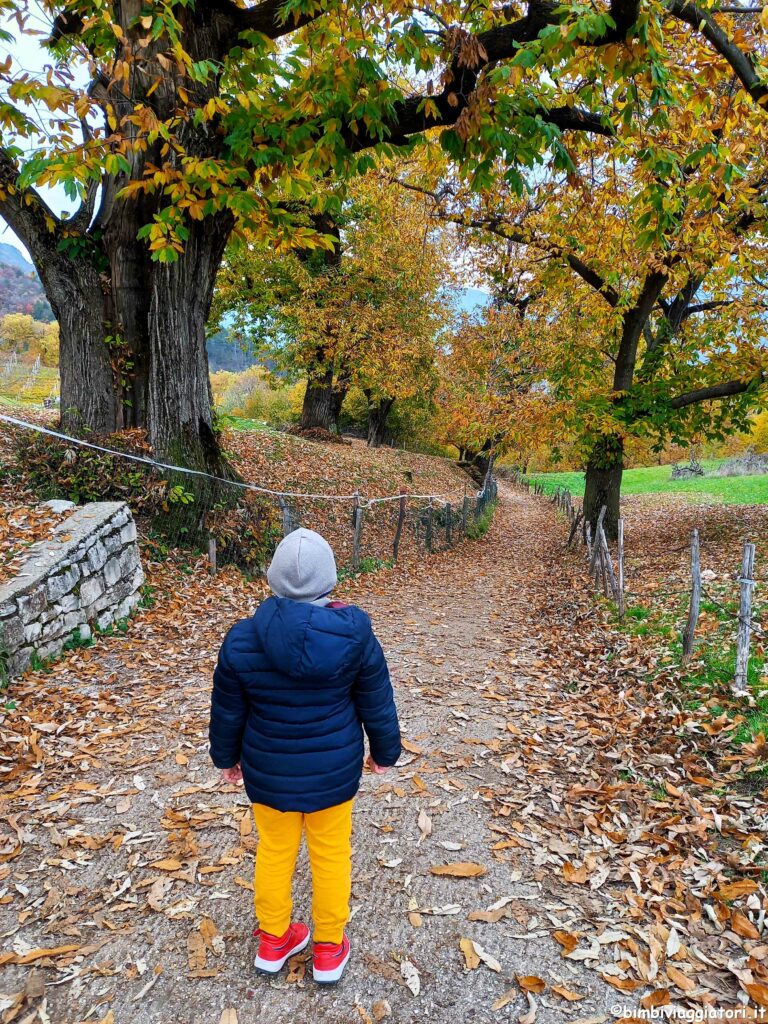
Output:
top-left (209, 633), bottom-right (248, 770)
top-left (353, 626), bottom-right (401, 767)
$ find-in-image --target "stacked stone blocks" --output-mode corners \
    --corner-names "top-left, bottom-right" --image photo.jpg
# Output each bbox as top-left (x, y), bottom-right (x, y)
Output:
top-left (0, 501), bottom-right (144, 678)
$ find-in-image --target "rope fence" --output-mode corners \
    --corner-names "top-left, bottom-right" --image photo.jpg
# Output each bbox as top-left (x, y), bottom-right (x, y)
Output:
top-left (0, 414), bottom-right (498, 575)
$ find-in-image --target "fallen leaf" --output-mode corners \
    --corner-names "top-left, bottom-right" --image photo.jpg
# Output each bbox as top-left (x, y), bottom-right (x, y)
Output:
top-left (492, 988), bottom-right (516, 1011)
top-left (431, 862), bottom-right (487, 878)
top-left (519, 992), bottom-right (537, 1023)
top-left (460, 937), bottom-right (480, 970)
top-left (551, 984), bottom-right (583, 1001)
top-left (219, 1011), bottom-right (239, 1024)
top-left (401, 958), bottom-right (420, 996)
top-left (745, 982), bottom-right (768, 1008)
top-left (552, 930), bottom-right (579, 954)
top-left (372, 999), bottom-right (391, 1020)
top-left (641, 990), bottom-right (670, 1009)
top-left (418, 809), bottom-right (432, 839)
top-left (563, 861), bottom-right (588, 885)
top-left (516, 975), bottom-right (546, 994)
top-left (731, 911), bottom-right (761, 940)
top-left (150, 858), bottom-right (183, 872)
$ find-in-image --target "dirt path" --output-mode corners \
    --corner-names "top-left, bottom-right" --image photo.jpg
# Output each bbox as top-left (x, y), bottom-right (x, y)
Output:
top-left (2, 486), bottom-right (644, 1024)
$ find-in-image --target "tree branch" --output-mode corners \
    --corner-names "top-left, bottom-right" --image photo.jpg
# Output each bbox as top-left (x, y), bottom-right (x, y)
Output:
top-left (667, 0), bottom-right (768, 107)
top-left (670, 372), bottom-right (766, 409)
top-left (0, 147), bottom-right (62, 255)
top-left (681, 298), bottom-right (735, 319)
top-left (565, 254), bottom-right (620, 306)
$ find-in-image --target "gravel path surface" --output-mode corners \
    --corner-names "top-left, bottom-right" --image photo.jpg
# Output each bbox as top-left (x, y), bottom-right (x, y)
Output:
top-left (1, 485), bottom-right (638, 1024)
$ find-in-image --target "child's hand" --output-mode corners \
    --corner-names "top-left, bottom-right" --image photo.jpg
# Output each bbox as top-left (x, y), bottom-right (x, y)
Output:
top-left (220, 764), bottom-right (244, 785)
top-left (367, 755), bottom-right (388, 775)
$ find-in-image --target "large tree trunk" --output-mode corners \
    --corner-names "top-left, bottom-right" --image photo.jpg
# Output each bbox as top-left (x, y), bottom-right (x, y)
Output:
top-left (300, 367), bottom-right (346, 432)
top-left (366, 396), bottom-right (395, 448)
top-left (147, 212), bottom-right (234, 475)
top-left (583, 434), bottom-right (624, 540)
top-left (36, 251), bottom-right (118, 435)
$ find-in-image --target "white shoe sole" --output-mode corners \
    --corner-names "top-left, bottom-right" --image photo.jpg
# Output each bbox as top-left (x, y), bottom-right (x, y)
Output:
top-left (313, 947), bottom-right (351, 985)
top-left (254, 933), bottom-right (310, 974)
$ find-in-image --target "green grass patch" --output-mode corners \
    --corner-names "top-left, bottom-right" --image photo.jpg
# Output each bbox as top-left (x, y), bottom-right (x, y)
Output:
top-left (338, 556), bottom-right (394, 582)
top-left (531, 462), bottom-right (768, 505)
top-left (466, 500), bottom-right (497, 540)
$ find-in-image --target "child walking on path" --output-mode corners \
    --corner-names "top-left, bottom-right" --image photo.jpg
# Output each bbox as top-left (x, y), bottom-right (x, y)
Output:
top-left (209, 528), bottom-right (401, 984)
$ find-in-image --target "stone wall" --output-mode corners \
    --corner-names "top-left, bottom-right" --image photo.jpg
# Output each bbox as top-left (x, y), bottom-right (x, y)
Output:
top-left (0, 501), bottom-right (144, 679)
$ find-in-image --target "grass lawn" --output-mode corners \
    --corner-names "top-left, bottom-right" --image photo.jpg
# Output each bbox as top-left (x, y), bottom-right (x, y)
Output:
top-left (532, 461), bottom-right (768, 504)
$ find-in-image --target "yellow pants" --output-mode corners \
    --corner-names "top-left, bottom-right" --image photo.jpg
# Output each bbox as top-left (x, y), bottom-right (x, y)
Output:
top-left (252, 799), bottom-right (353, 944)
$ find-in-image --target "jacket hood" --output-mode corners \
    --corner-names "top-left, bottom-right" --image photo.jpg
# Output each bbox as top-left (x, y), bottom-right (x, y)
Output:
top-left (253, 596), bottom-right (366, 681)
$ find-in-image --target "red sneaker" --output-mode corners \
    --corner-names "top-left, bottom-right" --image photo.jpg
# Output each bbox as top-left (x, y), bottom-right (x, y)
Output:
top-left (313, 934), bottom-right (351, 984)
top-left (253, 923), bottom-right (310, 974)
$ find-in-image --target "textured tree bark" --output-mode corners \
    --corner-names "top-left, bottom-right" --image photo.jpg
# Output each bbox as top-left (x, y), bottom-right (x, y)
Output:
top-left (366, 397), bottom-right (395, 448)
top-left (146, 211), bottom-right (234, 475)
top-left (300, 369), bottom-right (337, 432)
top-left (35, 249), bottom-right (118, 435)
top-left (583, 434), bottom-right (624, 541)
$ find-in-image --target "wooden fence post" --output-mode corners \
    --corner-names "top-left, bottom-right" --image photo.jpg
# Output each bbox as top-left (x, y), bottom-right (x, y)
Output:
top-left (393, 489), bottom-right (407, 562)
top-left (567, 510), bottom-right (584, 548)
top-left (352, 498), bottom-right (363, 569)
top-left (462, 495), bottom-right (470, 535)
top-left (588, 507), bottom-right (607, 577)
top-left (735, 541), bottom-right (756, 694)
top-left (280, 499), bottom-right (296, 537)
top-left (425, 504), bottom-right (434, 553)
top-left (681, 529), bottom-right (701, 666)
top-left (597, 523), bottom-right (619, 603)
top-left (208, 536), bottom-right (217, 576)
top-left (445, 501), bottom-right (452, 546)
top-left (617, 518), bottom-right (625, 619)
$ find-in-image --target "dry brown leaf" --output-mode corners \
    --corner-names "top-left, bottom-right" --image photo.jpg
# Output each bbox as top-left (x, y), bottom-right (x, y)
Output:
top-left (431, 862), bottom-right (487, 878)
top-left (717, 879), bottom-right (759, 900)
top-left (372, 1000), bottom-right (391, 1021)
top-left (563, 861), bottom-right (588, 885)
top-left (600, 974), bottom-right (644, 993)
top-left (640, 990), bottom-right (670, 1009)
top-left (516, 975), bottom-right (546, 994)
top-left (219, 1011), bottom-right (239, 1024)
top-left (187, 930), bottom-right (206, 972)
top-left (745, 982), bottom-right (768, 1007)
top-left (731, 910), bottom-right (761, 940)
top-left (12, 944), bottom-right (81, 964)
top-left (150, 858), bottom-right (183, 872)
top-left (551, 984), bottom-right (583, 1002)
top-left (492, 988), bottom-right (516, 1011)
top-left (665, 965), bottom-right (695, 993)
top-left (460, 937), bottom-right (480, 970)
top-left (552, 930), bottom-right (579, 954)
top-left (357, 1007), bottom-right (374, 1024)
top-left (401, 739), bottom-right (422, 754)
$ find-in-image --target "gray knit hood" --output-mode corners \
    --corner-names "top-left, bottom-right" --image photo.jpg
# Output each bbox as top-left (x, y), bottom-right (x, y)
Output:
top-left (267, 528), bottom-right (338, 603)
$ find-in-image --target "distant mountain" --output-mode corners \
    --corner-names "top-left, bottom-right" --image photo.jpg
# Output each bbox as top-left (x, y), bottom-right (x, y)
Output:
top-left (0, 247), bottom-right (53, 321)
top-left (0, 242), bottom-right (34, 275)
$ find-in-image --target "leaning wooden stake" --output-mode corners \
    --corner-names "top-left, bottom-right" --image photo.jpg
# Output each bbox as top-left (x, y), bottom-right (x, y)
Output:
top-left (445, 501), bottom-right (452, 546)
top-left (567, 510), bottom-right (584, 548)
top-left (392, 489), bottom-right (407, 562)
top-left (425, 504), bottom-right (434, 553)
top-left (352, 499), bottom-right (363, 569)
top-left (734, 541), bottom-right (756, 694)
top-left (208, 536), bottom-right (217, 576)
top-left (588, 507), bottom-right (607, 577)
top-left (617, 519), bottom-right (626, 619)
top-left (597, 522), bottom-right (619, 601)
top-left (681, 529), bottom-right (701, 665)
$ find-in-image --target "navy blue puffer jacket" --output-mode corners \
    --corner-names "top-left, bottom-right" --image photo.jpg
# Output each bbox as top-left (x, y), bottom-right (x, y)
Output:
top-left (209, 596), bottom-right (401, 812)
